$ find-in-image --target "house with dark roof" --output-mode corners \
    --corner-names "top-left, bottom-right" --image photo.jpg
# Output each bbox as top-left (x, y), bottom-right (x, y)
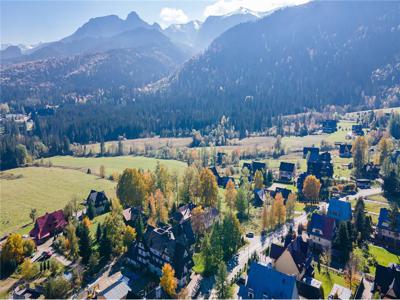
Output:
top-left (356, 179), bottom-right (371, 189)
top-left (253, 188), bottom-right (267, 207)
top-left (127, 221), bottom-right (195, 287)
top-left (171, 203), bottom-right (196, 224)
top-left (29, 210), bottom-right (68, 244)
top-left (303, 147), bottom-right (320, 159)
top-left (208, 166), bottom-right (234, 187)
top-left (321, 120), bottom-right (338, 133)
top-left (307, 213), bottom-right (336, 250)
top-left (216, 152), bottom-right (226, 166)
top-left (297, 276), bottom-right (323, 299)
top-left (238, 262), bottom-right (299, 299)
top-left (266, 183), bottom-right (293, 204)
top-left (122, 206), bottom-right (146, 228)
top-left (339, 144), bottom-right (352, 158)
top-left (375, 208), bottom-right (400, 248)
top-left (271, 237), bottom-right (313, 280)
top-left (362, 162), bottom-right (380, 180)
top-left (327, 198), bottom-right (352, 222)
top-left (371, 263), bottom-right (400, 299)
top-left (352, 124), bottom-right (364, 136)
top-left (307, 152), bottom-right (333, 179)
top-left (86, 190), bottom-right (110, 216)
top-left (279, 162), bottom-right (296, 182)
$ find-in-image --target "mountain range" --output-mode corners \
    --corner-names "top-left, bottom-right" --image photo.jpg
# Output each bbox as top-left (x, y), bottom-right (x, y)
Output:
top-left (1, 1), bottom-right (400, 120)
top-left (0, 8), bottom-right (260, 102)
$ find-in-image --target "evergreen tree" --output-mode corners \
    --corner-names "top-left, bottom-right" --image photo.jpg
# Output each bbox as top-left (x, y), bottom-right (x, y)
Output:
top-left (96, 223), bottom-right (102, 242)
top-left (333, 222), bottom-right (352, 263)
top-left (87, 202), bottom-right (95, 220)
top-left (236, 188), bottom-right (247, 219)
top-left (215, 262), bottom-right (232, 299)
top-left (78, 222), bottom-right (92, 265)
top-left (99, 227), bottom-right (112, 260)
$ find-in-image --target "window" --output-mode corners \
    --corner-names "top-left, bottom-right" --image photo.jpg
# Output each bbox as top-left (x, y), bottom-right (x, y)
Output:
top-left (248, 289), bottom-right (254, 299)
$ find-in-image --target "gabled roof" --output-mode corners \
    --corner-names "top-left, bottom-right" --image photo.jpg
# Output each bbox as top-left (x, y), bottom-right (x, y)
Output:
top-left (303, 147), bottom-right (319, 156)
top-left (29, 210), bottom-right (68, 241)
top-left (122, 206), bottom-right (145, 223)
top-left (286, 237), bottom-right (310, 272)
top-left (239, 262), bottom-right (297, 299)
top-left (172, 203), bottom-right (196, 223)
top-left (339, 144), bottom-right (352, 153)
top-left (308, 213), bottom-right (336, 240)
top-left (377, 208), bottom-right (400, 233)
top-left (327, 198), bottom-right (352, 222)
top-left (270, 243), bottom-right (285, 260)
top-left (280, 162), bottom-right (295, 172)
top-left (99, 277), bottom-right (131, 299)
top-left (329, 284), bottom-right (352, 300)
top-left (86, 190), bottom-right (108, 207)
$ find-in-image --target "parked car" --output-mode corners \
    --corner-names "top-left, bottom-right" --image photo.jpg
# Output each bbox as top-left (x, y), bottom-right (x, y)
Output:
top-left (246, 232), bottom-right (254, 238)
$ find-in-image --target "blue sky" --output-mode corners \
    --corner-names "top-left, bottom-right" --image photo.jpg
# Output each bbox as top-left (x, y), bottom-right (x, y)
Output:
top-left (1, 0), bottom-right (309, 45)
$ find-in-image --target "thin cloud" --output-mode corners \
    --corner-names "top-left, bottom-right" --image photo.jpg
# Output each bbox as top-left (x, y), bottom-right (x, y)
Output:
top-left (204, 0), bottom-right (311, 17)
top-left (160, 7), bottom-right (189, 27)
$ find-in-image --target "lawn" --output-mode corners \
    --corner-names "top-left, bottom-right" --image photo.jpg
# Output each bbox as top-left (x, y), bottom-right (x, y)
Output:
top-left (367, 194), bottom-right (388, 204)
top-left (332, 156), bottom-right (352, 179)
top-left (368, 245), bottom-right (400, 274)
top-left (40, 155), bottom-right (187, 177)
top-left (325, 120), bottom-right (357, 144)
top-left (0, 167), bottom-right (116, 236)
top-left (314, 268), bottom-right (349, 297)
top-left (349, 199), bottom-right (389, 215)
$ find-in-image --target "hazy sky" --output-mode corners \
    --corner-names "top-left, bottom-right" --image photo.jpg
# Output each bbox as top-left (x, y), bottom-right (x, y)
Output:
top-left (1, 0), bottom-right (309, 45)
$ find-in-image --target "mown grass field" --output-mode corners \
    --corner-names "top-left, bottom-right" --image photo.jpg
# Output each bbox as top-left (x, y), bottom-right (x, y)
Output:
top-left (40, 155), bottom-right (188, 177)
top-left (0, 167), bottom-right (116, 236)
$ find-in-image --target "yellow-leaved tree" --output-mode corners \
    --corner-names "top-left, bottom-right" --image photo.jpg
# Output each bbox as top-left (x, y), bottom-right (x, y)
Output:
top-left (302, 175), bottom-right (321, 203)
top-left (160, 263), bottom-right (178, 297)
top-left (225, 180), bottom-right (237, 212)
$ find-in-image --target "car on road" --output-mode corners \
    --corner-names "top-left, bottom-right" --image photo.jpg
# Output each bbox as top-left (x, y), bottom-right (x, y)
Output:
top-left (246, 232), bottom-right (254, 238)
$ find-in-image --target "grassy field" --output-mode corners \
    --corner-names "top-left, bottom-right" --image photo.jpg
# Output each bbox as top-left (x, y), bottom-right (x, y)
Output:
top-left (314, 268), bottom-right (350, 297)
top-left (0, 167), bottom-right (116, 236)
top-left (349, 199), bottom-right (389, 215)
top-left (40, 155), bottom-right (188, 177)
top-left (369, 245), bottom-right (400, 274)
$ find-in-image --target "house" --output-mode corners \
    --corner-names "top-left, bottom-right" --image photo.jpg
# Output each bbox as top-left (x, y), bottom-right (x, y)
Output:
top-left (271, 237), bottom-right (313, 280)
top-left (254, 188), bottom-right (267, 207)
top-left (216, 152), bottom-right (226, 166)
top-left (356, 179), bottom-right (371, 189)
top-left (339, 144), bottom-right (352, 158)
top-left (307, 152), bottom-right (334, 179)
top-left (242, 161), bottom-right (267, 181)
top-left (122, 206), bottom-right (146, 227)
top-left (296, 277), bottom-right (323, 299)
top-left (29, 210), bottom-right (68, 244)
top-left (86, 190), bottom-right (110, 216)
top-left (209, 166), bottom-right (234, 187)
top-left (238, 262), bottom-right (299, 299)
top-left (354, 276), bottom-right (372, 300)
top-left (328, 284), bottom-right (352, 300)
top-left (279, 162), bottom-right (296, 182)
top-left (321, 120), bottom-right (338, 133)
top-left (327, 198), bottom-right (352, 222)
top-left (202, 207), bottom-right (220, 230)
top-left (362, 162), bottom-right (380, 180)
top-left (171, 203), bottom-right (196, 224)
top-left (375, 208), bottom-right (400, 248)
top-left (371, 263), bottom-right (400, 299)
top-left (303, 147), bottom-right (319, 159)
top-left (307, 213), bottom-right (336, 250)
top-left (127, 221), bottom-right (195, 287)
top-left (266, 183), bottom-right (293, 203)
top-left (97, 276), bottom-right (131, 300)
top-left (352, 124), bottom-right (364, 136)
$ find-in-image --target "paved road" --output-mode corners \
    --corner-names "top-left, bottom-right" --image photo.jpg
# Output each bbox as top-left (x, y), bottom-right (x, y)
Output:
top-left (339, 187), bottom-right (382, 201)
top-left (204, 213), bottom-right (308, 299)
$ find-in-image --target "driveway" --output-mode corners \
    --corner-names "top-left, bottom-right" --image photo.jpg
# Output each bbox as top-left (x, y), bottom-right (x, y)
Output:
top-left (339, 187), bottom-right (382, 201)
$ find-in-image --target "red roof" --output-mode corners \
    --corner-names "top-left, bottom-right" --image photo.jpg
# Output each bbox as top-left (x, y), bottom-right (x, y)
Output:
top-left (30, 210), bottom-right (68, 241)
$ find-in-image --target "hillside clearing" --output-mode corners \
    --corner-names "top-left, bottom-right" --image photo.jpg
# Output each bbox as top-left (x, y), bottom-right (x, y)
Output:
top-left (0, 167), bottom-right (116, 236)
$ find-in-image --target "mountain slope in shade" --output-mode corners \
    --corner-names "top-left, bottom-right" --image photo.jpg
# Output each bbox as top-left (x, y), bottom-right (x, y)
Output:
top-left (164, 9), bottom-right (259, 51)
top-left (152, 1), bottom-right (400, 123)
top-left (0, 46), bottom-right (22, 60)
